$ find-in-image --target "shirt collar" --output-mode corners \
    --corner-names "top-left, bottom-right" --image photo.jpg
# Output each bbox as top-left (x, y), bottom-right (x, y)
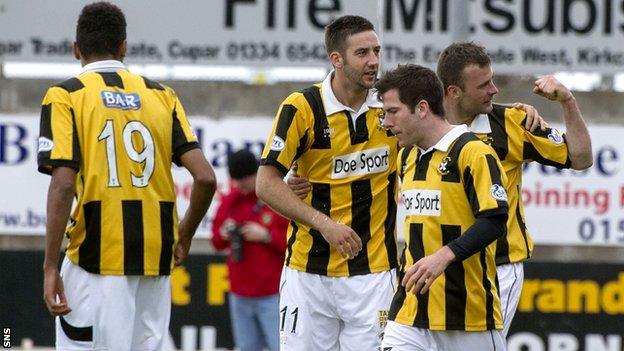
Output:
top-left (79, 60), bottom-right (126, 75)
top-left (418, 124), bottom-right (469, 157)
top-left (467, 114), bottom-right (492, 133)
top-left (320, 70), bottom-right (382, 116)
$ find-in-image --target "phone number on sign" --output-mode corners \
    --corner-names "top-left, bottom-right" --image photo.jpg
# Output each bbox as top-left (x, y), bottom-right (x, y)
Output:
top-left (578, 218), bottom-right (624, 244)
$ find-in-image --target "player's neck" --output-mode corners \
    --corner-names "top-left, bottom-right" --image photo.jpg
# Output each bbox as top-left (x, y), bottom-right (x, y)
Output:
top-left (331, 75), bottom-right (367, 112)
top-left (80, 55), bottom-right (123, 67)
top-left (418, 119), bottom-right (453, 151)
top-left (443, 98), bottom-right (474, 126)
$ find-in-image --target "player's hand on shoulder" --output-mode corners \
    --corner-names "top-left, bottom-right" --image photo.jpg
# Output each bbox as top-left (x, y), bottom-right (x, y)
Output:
top-left (533, 75), bottom-right (573, 102)
top-left (511, 102), bottom-right (549, 132)
top-left (43, 267), bottom-right (71, 316)
top-left (316, 217), bottom-right (362, 259)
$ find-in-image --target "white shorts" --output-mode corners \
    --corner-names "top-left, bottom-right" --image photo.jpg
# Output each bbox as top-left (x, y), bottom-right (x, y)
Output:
top-left (497, 262), bottom-right (524, 337)
top-left (382, 321), bottom-right (507, 351)
top-left (278, 266), bottom-right (397, 351)
top-left (56, 257), bottom-right (171, 351)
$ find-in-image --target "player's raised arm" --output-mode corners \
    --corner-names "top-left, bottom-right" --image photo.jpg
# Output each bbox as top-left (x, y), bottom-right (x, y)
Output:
top-left (533, 75), bottom-right (593, 170)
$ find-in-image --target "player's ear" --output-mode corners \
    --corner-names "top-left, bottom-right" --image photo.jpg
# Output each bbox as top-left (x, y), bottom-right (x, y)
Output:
top-left (446, 85), bottom-right (461, 99)
top-left (72, 42), bottom-right (81, 61)
top-left (118, 40), bottom-right (127, 62)
top-left (329, 51), bottom-right (343, 69)
top-left (417, 100), bottom-right (429, 117)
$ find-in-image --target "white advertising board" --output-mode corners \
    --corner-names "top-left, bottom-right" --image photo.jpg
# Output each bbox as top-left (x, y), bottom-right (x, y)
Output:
top-left (0, 114), bottom-right (622, 246)
top-left (0, 114), bottom-right (273, 238)
top-left (1, 0), bottom-right (623, 74)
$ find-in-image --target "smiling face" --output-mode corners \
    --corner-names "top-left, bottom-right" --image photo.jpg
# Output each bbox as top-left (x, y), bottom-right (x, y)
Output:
top-left (457, 64), bottom-right (499, 117)
top-left (339, 30), bottom-right (380, 90)
top-left (380, 89), bottom-right (421, 147)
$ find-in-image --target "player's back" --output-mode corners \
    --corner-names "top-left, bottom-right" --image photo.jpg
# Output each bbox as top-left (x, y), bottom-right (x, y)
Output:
top-left (39, 69), bottom-right (198, 276)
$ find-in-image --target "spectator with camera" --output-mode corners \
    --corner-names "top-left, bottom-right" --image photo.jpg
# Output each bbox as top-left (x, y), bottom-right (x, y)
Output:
top-left (211, 149), bottom-right (288, 351)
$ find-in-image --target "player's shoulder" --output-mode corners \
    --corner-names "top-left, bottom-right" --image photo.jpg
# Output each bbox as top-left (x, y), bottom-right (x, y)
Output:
top-left (42, 77), bottom-right (85, 104)
top-left (490, 103), bottom-right (526, 125)
top-left (281, 83), bottom-right (322, 108)
top-left (136, 73), bottom-right (168, 91)
top-left (53, 76), bottom-right (85, 93)
top-left (457, 132), bottom-right (496, 160)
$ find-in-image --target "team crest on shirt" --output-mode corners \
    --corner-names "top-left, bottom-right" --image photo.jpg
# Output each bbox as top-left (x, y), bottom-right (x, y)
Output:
top-left (437, 156), bottom-right (451, 175)
top-left (490, 184), bottom-right (508, 201)
top-left (376, 110), bottom-right (387, 130)
top-left (101, 91), bottom-right (141, 110)
top-left (270, 136), bottom-right (285, 151)
top-left (38, 137), bottom-right (53, 152)
top-left (482, 136), bottom-right (494, 146)
top-left (548, 128), bottom-right (564, 144)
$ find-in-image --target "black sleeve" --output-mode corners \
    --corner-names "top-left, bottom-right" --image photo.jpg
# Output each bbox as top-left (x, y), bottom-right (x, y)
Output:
top-left (446, 212), bottom-right (508, 262)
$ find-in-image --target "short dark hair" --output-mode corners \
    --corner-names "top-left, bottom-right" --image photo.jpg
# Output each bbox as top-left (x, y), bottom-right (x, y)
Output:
top-left (375, 64), bottom-right (445, 117)
top-left (437, 42), bottom-right (491, 90)
top-left (76, 2), bottom-right (126, 59)
top-left (227, 149), bottom-right (259, 180)
top-left (325, 15), bottom-right (375, 56)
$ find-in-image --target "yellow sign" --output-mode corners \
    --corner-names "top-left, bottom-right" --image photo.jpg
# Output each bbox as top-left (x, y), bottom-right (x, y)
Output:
top-left (519, 272), bottom-right (624, 314)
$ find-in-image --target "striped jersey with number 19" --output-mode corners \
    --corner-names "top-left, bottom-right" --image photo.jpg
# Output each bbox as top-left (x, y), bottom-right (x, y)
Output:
top-left (389, 127), bottom-right (507, 331)
top-left (38, 66), bottom-right (199, 276)
top-left (260, 82), bottom-right (399, 277)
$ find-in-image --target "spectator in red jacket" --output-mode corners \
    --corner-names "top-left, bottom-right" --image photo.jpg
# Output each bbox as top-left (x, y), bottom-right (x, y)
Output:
top-left (212, 149), bottom-right (288, 351)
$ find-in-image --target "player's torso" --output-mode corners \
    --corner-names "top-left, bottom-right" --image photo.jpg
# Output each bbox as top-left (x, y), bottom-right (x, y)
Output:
top-left (392, 141), bottom-right (502, 331)
top-left (64, 71), bottom-right (179, 275)
top-left (475, 107), bottom-right (532, 264)
top-left (286, 99), bottom-right (399, 276)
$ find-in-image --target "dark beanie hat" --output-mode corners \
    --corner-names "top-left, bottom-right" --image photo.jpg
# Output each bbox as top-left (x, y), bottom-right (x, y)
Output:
top-left (227, 149), bottom-right (259, 180)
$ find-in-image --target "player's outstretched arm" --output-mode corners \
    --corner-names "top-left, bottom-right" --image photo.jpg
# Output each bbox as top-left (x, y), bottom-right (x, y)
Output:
top-left (43, 166), bottom-right (76, 316)
top-left (534, 75), bottom-right (593, 170)
top-left (256, 165), bottom-right (362, 259)
top-left (176, 148), bottom-right (217, 265)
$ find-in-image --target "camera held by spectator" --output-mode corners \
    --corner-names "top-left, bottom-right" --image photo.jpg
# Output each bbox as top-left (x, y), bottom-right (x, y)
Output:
top-left (224, 221), bottom-right (244, 262)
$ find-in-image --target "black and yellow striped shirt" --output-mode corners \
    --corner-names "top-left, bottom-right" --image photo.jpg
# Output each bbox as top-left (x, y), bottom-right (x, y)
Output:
top-left (38, 63), bottom-right (198, 276)
top-left (390, 127), bottom-right (507, 331)
top-left (471, 104), bottom-right (570, 265)
top-left (260, 80), bottom-right (399, 277)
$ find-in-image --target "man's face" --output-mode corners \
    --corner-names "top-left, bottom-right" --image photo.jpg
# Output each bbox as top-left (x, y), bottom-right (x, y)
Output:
top-left (457, 64), bottom-right (499, 117)
top-left (341, 30), bottom-right (380, 90)
top-left (381, 89), bottom-right (419, 147)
